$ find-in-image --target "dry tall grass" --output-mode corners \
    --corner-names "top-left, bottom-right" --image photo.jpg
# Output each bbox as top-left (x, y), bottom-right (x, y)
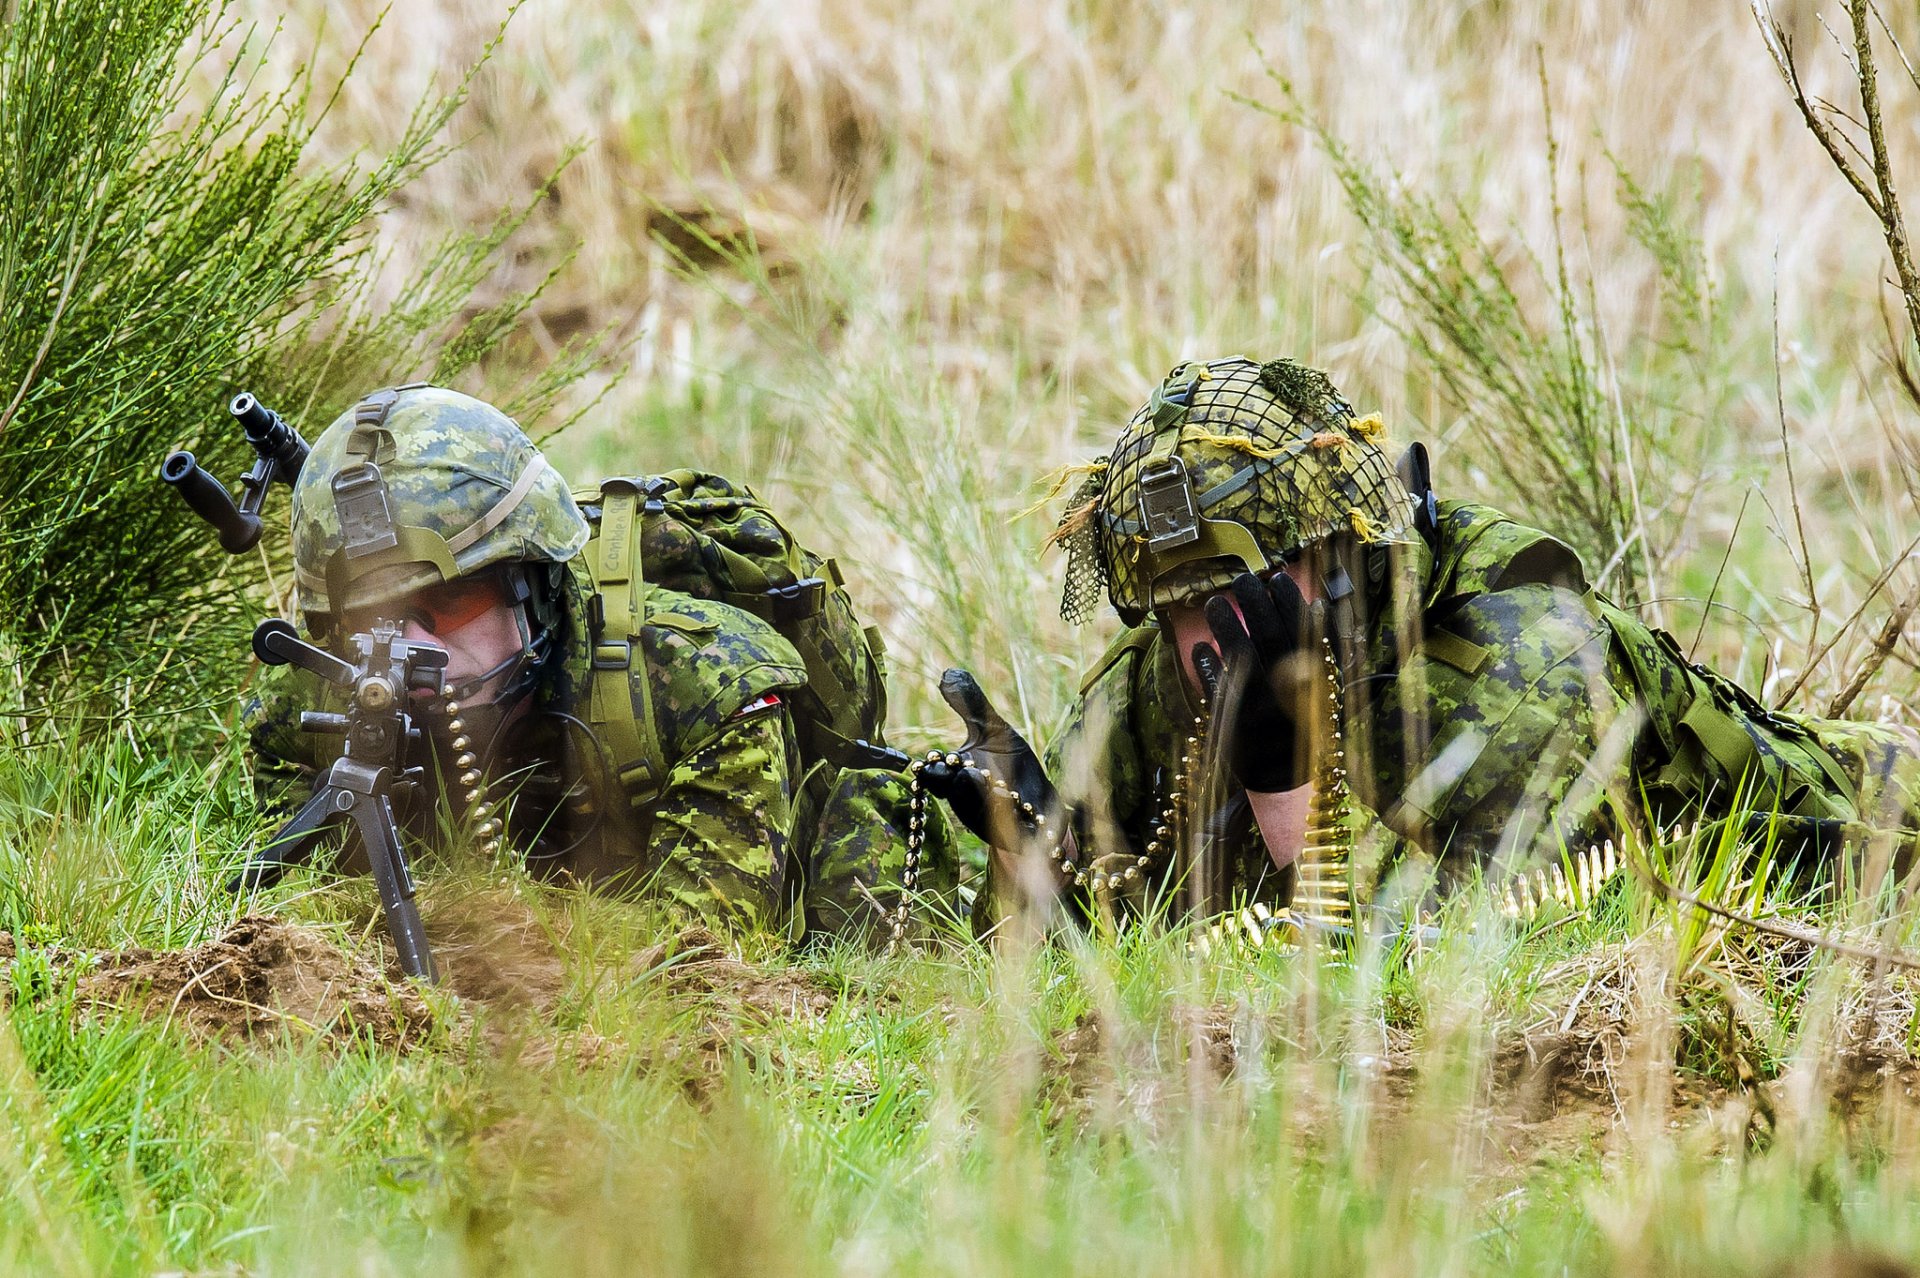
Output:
top-left (223, 0), bottom-right (1920, 741)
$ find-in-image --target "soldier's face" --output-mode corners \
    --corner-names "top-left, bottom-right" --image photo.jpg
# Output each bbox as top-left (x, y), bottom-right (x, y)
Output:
top-left (1162, 559), bottom-right (1321, 701)
top-left (345, 574), bottom-right (526, 697)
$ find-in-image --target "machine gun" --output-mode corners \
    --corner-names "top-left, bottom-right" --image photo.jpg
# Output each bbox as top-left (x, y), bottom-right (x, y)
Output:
top-left (234, 620), bottom-right (443, 980)
top-left (162, 394), bottom-right (443, 981)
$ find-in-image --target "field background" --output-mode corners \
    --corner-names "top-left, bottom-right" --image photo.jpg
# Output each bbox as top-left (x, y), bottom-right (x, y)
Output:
top-left (235, 0), bottom-right (1920, 744)
top-left (3, 0), bottom-right (1920, 1273)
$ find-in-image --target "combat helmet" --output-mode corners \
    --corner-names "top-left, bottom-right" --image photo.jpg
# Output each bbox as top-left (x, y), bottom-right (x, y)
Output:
top-left (290, 385), bottom-right (589, 629)
top-left (1055, 357), bottom-right (1417, 626)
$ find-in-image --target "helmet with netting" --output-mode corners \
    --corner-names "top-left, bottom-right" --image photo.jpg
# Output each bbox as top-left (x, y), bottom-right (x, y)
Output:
top-left (291, 385), bottom-right (589, 621)
top-left (1055, 357), bottom-right (1415, 626)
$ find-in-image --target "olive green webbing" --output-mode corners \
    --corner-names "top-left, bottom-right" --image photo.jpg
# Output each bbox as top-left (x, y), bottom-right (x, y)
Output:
top-left (589, 482), bottom-right (665, 806)
top-left (446, 455), bottom-right (552, 555)
top-left (576, 471), bottom-right (888, 780)
top-left (1595, 598), bottom-right (1859, 815)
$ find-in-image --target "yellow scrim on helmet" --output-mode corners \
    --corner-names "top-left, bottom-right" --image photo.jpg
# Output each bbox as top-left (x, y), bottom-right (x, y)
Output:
top-left (1351, 412), bottom-right (1388, 441)
top-left (1178, 428), bottom-right (1290, 460)
top-left (1025, 458), bottom-right (1108, 522)
top-left (1038, 458), bottom-right (1108, 500)
top-left (1078, 357), bottom-right (1416, 625)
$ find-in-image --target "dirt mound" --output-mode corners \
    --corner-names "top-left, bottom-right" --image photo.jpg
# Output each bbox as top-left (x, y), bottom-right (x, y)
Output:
top-left (1045, 1003), bottom-right (1239, 1122)
top-left (1495, 947), bottom-right (1648, 1125)
top-left (414, 889), bottom-right (629, 1070)
top-left (68, 915), bottom-right (434, 1051)
top-left (619, 928), bottom-right (843, 1105)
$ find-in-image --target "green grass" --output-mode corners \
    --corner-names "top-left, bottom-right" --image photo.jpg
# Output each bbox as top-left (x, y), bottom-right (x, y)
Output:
top-left (5, 0), bottom-right (1920, 1272)
top-left (0, 737), bottom-right (1918, 1275)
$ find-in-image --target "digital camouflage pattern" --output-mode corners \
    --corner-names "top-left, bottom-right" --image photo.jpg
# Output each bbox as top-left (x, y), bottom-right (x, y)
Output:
top-left (290, 386), bottom-right (589, 617)
top-left (572, 470), bottom-right (888, 765)
top-left (1056, 357), bottom-right (1415, 626)
top-left (1003, 498), bottom-right (1920, 925)
top-left (792, 762), bottom-right (960, 941)
top-left (247, 563), bottom-right (808, 930)
top-left (249, 552), bottom-right (955, 936)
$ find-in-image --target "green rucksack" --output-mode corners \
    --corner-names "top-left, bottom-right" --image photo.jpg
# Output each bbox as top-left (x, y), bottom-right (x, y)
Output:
top-left (571, 470), bottom-right (891, 796)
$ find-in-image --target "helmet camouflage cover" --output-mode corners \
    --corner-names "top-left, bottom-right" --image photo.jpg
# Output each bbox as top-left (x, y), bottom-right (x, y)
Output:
top-left (1057, 357), bottom-right (1416, 625)
top-left (291, 385), bottom-right (589, 619)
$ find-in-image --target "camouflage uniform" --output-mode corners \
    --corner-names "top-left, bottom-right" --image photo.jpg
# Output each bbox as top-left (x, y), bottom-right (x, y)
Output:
top-left (247, 385), bottom-right (951, 939)
top-left (986, 357), bottom-right (1920, 927)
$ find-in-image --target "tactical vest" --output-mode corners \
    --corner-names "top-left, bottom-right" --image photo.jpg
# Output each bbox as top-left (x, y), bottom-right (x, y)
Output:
top-left (572, 471), bottom-right (892, 805)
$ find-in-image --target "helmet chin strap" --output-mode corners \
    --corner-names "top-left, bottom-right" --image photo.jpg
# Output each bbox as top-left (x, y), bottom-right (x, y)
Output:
top-left (440, 601), bottom-right (552, 760)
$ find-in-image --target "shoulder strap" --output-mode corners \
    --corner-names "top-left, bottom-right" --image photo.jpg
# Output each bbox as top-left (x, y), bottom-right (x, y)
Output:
top-left (587, 478), bottom-right (666, 806)
top-left (1596, 598), bottom-right (1860, 811)
top-left (1079, 624), bottom-right (1159, 695)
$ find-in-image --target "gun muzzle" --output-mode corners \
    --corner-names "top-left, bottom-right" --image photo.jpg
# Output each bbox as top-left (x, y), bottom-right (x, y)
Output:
top-left (230, 392), bottom-right (309, 481)
top-left (160, 450), bottom-right (263, 553)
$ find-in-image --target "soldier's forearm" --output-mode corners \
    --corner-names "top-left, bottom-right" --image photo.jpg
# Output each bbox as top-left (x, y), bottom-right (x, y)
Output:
top-left (642, 715), bottom-right (794, 928)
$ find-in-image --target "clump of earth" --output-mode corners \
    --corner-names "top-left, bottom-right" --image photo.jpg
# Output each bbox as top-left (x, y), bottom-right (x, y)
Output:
top-left (14, 915), bottom-right (439, 1050)
top-left (0, 897), bottom-right (843, 1066)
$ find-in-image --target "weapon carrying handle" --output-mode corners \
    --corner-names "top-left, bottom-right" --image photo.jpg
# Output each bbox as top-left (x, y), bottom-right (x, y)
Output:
top-left (160, 450), bottom-right (263, 553)
top-left (253, 618), bottom-right (356, 686)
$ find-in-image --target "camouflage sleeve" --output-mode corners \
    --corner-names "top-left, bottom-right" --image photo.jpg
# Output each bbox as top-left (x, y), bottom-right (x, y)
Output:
top-left (642, 705), bottom-right (798, 932)
top-left (1797, 717), bottom-right (1920, 839)
top-left (1365, 583), bottom-right (1632, 882)
top-left (797, 764), bottom-right (959, 943)
top-left (241, 663), bottom-right (335, 819)
top-left (973, 633), bottom-right (1160, 934)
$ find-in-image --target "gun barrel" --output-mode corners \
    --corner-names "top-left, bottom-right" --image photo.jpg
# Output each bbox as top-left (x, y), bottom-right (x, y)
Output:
top-left (159, 450), bottom-right (262, 553)
top-left (298, 711), bottom-right (350, 735)
top-left (230, 392), bottom-right (309, 481)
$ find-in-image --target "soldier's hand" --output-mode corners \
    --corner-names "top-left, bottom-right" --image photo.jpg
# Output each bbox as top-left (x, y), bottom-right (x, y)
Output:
top-left (917, 669), bottom-right (1061, 849)
top-left (1198, 572), bottom-right (1318, 793)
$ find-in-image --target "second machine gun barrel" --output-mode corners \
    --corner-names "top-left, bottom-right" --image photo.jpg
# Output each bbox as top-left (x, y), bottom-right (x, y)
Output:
top-left (160, 392), bottom-right (310, 555)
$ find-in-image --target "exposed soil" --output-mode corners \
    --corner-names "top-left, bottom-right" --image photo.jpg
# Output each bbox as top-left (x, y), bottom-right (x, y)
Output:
top-left (424, 892), bottom-right (571, 1016)
top-left (0, 896), bottom-right (850, 1082)
top-left (1038, 938), bottom-right (1920, 1181)
top-left (59, 915), bottom-right (434, 1051)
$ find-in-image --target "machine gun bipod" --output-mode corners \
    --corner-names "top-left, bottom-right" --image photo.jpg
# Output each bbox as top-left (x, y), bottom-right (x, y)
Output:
top-left (231, 619), bottom-right (446, 982)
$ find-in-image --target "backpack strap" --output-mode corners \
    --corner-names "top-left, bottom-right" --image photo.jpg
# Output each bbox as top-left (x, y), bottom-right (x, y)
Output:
top-left (1080, 624), bottom-right (1159, 695)
top-left (588, 478), bottom-right (666, 806)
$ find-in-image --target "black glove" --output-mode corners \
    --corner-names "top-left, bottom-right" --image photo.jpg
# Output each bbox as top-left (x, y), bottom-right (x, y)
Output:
top-left (1197, 572), bottom-right (1319, 793)
top-left (917, 669), bottom-right (1061, 849)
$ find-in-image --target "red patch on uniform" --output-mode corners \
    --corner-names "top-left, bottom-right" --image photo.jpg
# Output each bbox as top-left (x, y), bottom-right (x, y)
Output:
top-left (732, 693), bottom-right (782, 721)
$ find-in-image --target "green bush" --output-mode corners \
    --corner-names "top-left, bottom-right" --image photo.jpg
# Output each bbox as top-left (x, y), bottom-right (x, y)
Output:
top-left (0, 0), bottom-right (603, 738)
